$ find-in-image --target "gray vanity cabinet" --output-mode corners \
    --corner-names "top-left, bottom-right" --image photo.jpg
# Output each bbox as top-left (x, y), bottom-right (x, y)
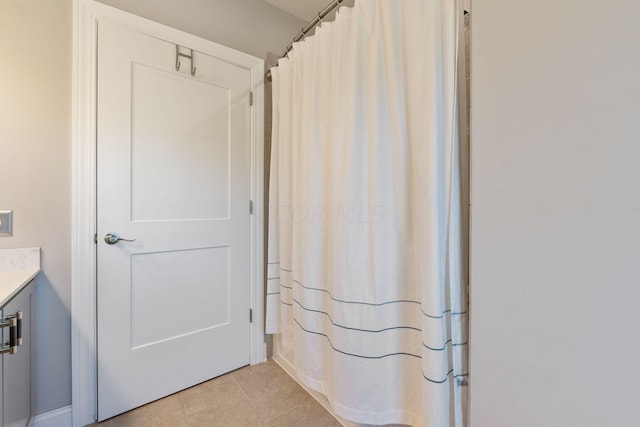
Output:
top-left (1, 281), bottom-right (33, 427)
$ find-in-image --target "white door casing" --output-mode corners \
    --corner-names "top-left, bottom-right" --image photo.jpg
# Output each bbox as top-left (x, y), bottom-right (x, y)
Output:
top-left (72, 1), bottom-right (265, 425)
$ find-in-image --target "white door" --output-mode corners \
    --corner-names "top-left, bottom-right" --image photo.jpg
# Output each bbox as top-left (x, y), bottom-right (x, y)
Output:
top-left (96, 21), bottom-right (252, 420)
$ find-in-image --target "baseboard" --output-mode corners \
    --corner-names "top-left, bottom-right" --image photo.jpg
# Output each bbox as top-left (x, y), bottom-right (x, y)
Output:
top-left (29, 405), bottom-right (72, 427)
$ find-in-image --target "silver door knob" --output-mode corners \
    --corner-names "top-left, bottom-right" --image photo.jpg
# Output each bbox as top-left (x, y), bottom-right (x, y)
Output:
top-left (104, 232), bottom-right (136, 245)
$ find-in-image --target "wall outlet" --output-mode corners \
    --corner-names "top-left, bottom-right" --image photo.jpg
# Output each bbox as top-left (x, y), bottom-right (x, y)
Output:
top-left (0, 211), bottom-right (13, 236)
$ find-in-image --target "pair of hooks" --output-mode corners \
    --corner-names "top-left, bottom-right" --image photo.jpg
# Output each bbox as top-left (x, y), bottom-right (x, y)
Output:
top-left (175, 45), bottom-right (196, 76)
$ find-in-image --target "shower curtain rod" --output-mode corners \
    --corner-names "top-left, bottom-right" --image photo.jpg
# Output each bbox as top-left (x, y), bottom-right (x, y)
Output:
top-left (266, 0), bottom-right (344, 82)
top-left (280, 0), bottom-right (345, 59)
top-left (265, 2), bottom-right (470, 81)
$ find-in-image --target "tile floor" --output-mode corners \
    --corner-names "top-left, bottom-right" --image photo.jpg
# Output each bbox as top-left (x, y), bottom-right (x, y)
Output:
top-left (87, 360), bottom-right (342, 427)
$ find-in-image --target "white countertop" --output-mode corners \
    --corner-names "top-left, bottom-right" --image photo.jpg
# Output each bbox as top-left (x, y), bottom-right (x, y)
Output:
top-left (0, 248), bottom-right (40, 307)
top-left (0, 269), bottom-right (39, 307)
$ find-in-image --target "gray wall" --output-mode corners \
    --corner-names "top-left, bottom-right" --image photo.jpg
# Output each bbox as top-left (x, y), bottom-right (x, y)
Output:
top-left (0, 0), bottom-right (303, 416)
top-left (470, 1), bottom-right (640, 426)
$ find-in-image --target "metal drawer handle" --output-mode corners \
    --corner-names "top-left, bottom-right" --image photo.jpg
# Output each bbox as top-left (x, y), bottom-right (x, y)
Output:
top-left (0, 315), bottom-right (18, 355)
top-left (16, 311), bottom-right (22, 346)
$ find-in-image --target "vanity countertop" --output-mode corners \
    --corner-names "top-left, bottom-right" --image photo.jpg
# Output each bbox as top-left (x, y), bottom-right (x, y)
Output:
top-left (0, 269), bottom-right (39, 307)
top-left (0, 248), bottom-right (40, 307)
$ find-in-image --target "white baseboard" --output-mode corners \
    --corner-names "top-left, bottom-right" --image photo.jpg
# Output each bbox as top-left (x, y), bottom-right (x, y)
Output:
top-left (29, 405), bottom-right (72, 427)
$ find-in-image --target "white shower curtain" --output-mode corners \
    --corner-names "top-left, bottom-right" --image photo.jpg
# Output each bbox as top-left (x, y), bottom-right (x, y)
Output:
top-left (266, 1), bottom-right (467, 426)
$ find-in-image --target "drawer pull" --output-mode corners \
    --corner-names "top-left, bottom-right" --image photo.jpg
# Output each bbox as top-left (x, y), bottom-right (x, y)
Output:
top-left (0, 315), bottom-right (18, 355)
top-left (16, 311), bottom-right (23, 346)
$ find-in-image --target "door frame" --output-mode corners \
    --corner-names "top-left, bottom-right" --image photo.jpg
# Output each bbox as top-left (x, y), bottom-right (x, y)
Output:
top-left (71, 1), bottom-right (266, 425)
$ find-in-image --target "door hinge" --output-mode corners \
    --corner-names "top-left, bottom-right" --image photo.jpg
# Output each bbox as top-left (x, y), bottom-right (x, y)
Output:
top-left (249, 308), bottom-right (253, 323)
top-left (94, 233), bottom-right (97, 244)
top-left (249, 91), bottom-right (254, 106)
top-left (249, 200), bottom-right (254, 215)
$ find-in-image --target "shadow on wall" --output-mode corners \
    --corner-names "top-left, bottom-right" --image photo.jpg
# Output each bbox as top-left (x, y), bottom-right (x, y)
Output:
top-left (32, 270), bottom-right (72, 414)
top-left (263, 52), bottom-right (278, 360)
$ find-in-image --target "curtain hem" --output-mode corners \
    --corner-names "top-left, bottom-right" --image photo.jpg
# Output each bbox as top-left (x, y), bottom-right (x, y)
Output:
top-left (296, 370), bottom-right (424, 426)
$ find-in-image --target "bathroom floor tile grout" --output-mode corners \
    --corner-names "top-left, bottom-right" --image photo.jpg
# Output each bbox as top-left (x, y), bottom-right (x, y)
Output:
top-left (230, 371), bottom-right (269, 426)
top-left (91, 360), bottom-right (340, 427)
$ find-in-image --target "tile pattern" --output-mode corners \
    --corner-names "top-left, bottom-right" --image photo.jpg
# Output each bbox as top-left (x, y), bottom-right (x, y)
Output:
top-left (87, 360), bottom-right (341, 427)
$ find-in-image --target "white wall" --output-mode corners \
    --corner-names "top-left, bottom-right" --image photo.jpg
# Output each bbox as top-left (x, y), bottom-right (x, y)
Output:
top-left (470, 1), bottom-right (640, 426)
top-left (0, 0), bottom-right (73, 415)
top-left (0, 0), bottom-right (303, 417)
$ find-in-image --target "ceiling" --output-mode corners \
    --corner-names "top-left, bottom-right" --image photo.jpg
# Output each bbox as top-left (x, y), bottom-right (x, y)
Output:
top-left (264, 0), bottom-right (332, 22)
top-left (266, 0), bottom-right (472, 22)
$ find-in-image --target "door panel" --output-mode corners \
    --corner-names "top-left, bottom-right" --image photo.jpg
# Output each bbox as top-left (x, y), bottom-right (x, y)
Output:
top-left (130, 63), bottom-right (231, 221)
top-left (130, 247), bottom-right (230, 349)
top-left (97, 20), bottom-right (252, 420)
